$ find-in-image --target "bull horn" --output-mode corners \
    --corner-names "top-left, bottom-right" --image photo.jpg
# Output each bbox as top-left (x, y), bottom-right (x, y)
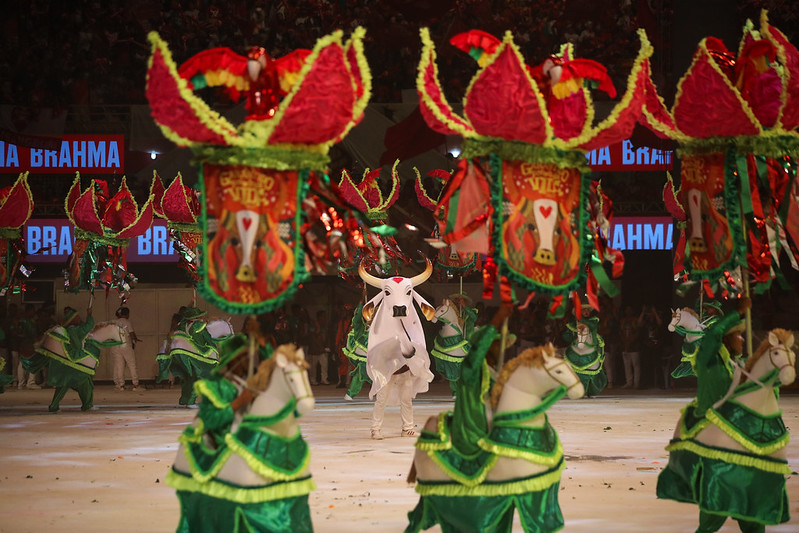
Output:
top-left (358, 262), bottom-right (383, 288)
top-left (409, 258), bottom-right (433, 287)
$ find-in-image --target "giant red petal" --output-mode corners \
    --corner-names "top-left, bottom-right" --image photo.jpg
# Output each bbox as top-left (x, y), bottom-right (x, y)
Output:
top-left (673, 39), bottom-right (761, 138)
top-left (0, 174), bottom-right (33, 228)
top-left (763, 18), bottom-right (799, 131)
top-left (117, 198), bottom-right (155, 239)
top-left (464, 42), bottom-right (548, 143)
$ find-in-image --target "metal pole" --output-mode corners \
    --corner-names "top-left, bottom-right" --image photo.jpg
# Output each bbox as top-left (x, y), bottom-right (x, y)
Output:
top-left (247, 314), bottom-right (257, 379)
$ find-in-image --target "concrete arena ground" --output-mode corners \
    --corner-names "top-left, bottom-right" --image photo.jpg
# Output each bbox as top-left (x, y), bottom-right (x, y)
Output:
top-left (0, 383), bottom-right (797, 533)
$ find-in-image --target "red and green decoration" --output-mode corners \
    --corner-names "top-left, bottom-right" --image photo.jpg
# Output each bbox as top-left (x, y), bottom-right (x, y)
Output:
top-left (648, 11), bottom-right (799, 297)
top-left (64, 174), bottom-right (155, 300)
top-left (413, 166), bottom-right (481, 278)
top-left (337, 161), bottom-right (412, 275)
top-left (416, 28), bottom-right (651, 309)
top-left (152, 171), bottom-right (202, 283)
top-left (146, 27), bottom-right (371, 314)
top-left (0, 173), bottom-right (34, 295)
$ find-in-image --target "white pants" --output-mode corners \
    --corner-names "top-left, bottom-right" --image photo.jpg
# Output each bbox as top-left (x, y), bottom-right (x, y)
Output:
top-left (371, 371), bottom-right (414, 432)
top-left (308, 351), bottom-right (329, 384)
top-left (11, 350), bottom-right (36, 388)
top-left (111, 345), bottom-right (138, 387)
top-left (622, 351), bottom-right (641, 388)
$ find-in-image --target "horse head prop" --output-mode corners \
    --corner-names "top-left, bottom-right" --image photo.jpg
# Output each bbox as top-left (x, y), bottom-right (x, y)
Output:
top-left (168, 343), bottom-right (316, 532)
top-left (408, 344), bottom-right (583, 533)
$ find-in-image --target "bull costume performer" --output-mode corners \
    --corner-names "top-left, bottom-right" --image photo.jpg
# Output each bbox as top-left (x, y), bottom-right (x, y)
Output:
top-left (359, 260), bottom-right (436, 440)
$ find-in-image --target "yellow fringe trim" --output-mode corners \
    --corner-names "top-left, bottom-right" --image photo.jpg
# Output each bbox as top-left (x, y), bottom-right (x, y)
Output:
top-left (665, 440), bottom-right (791, 475)
top-left (560, 29), bottom-right (653, 151)
top-left (415, 463), bottom-right (564, 497)
top-left (477, 437), bottom-right (563, 467)
top-left (146, 32), bottom-right (241, 147)
top-left (416, 28), bottom-right (472, 137)
top-left (706, 409), bottom-right (790, 455)
top-left (178, 425), bottom-right (234, 483)
top-left (167, 469), bottom-right (315, 503)
top-left (193, 380), bottom-right (231, 409)
top-left (223, 430), bottom-right (311, 482)
top-left (678, 403), bottom-right (711, 440)
top-left (461, 31), bottom-right (553, 144)
top-left (336, 26), bottom-right (372, 143)
top-left (37, 348), bottom-right (95, 375)
top-left (672, 37), bottom-right (762, 139)
top-left (251, 31), bottom-right (345, 147)
top-left (760, 10), bottom-right (792, 132)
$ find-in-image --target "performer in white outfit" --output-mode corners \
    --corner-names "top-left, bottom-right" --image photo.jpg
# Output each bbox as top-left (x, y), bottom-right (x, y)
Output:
top-left (111, 307), bottom-right (140, 391)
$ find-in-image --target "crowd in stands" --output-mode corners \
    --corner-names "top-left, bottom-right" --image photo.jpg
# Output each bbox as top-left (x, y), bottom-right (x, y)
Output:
top-left (1, 0), bottom-right (651, 109)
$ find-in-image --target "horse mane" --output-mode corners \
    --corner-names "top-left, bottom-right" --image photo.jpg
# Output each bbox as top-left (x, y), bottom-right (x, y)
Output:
top-left (490, 346), bottom-right (548, 410)
top-left (680, 307), bottom-right (699, 321)
top-left (246, 343), bottom-right (308, 391)
top-left (745, 328), bottom-right (794, 374)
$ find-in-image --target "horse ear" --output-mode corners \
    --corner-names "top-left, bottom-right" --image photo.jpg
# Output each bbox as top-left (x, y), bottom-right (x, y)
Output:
top-left (768, 331), bottom-right (780, 347)
top-left (785, 333), bottom-right (794, 349)
top-left (274, 350), bottom-right (289, 368)
top-left (295, 347), bottom-right (306, 360)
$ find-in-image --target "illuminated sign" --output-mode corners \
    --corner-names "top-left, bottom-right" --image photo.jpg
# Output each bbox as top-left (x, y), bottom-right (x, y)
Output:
top-left (585, 139), bottom-right (673, 172)
top-left (24, 219), bottom-right (177, 263)
top-left (605, 216), bottom-right (674, 251)
top-left (0, 135), bottom-right (124, 174)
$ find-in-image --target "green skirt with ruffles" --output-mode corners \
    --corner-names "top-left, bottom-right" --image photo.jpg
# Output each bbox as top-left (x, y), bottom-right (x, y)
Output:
top-left (158, 351), bottom-right (218, 383)
top-left (169, 470), bottom-right (314, 533)
top-left (656, 441), bottom-right (790, 525)
top-left (406, 478), bottom-right (563, 533)
top-left (564, 349), bottom-right (606, 396)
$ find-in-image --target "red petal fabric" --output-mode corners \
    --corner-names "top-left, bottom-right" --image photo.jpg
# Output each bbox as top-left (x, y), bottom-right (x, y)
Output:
top-left (673, 43), bottom-right (761, 138)
top-left (549, 92), bottom-right (587, 141)
top-left (464, 45), bottom-right (547, 143)
top-left (449, 30), bottom-right (500, 56)
top-left (0, 178), bottom-right (33, 228)
top-left (177, 47), bottom-right (248, 90)
top-left (71, 187), bottom-right (104, 235)
top-left (641, 64), bottom-right (677, 138)
top-left (162, 174), bottom-right (199, 224)
top-left (275, 49), bottom-right (311, 78)
top-left (150, 172), bottom-right (166, 218)
top-left (337, 170), bottom-right (370, 212)
top-left (146, 47), bottom-right (234, 146)
top-left (102, 181), bottom-right (138, 232)
top-left (117, 199), bottom-right (155, 239)
top-left (66, 179), bottom-right (82, 215)
top-left (765, 23), bottom-right (799, 130)
top-left (418, 49), bottom-right (473, 136)
top-left (269, 45), bottom-right (355, 145)
top-left (561, 59), bottom-right (616, 98)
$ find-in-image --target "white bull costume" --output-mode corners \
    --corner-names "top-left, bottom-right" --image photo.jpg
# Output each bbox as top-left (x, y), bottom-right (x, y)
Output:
top-left (360, 260), bottom-right (436, 439)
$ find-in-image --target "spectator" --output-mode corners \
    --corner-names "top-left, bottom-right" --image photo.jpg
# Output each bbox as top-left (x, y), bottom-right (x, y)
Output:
top-left (111, 307), bottom-right (141, 391)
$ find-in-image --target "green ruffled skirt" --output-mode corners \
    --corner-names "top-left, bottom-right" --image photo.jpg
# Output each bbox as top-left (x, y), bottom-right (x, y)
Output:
top-left (175, 490), bottom-right (313, 533)
top-left (405, 482), bottom-right (563, 533)
top-left (656, 445), bottom-right (790, 525)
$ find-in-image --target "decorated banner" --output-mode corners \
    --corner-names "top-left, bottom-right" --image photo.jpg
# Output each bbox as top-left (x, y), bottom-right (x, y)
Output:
top-left (145, 27), bottom-right (371, 313)
top-left (0, 173), bottom-right (34, 295)
top-left (64, 174), bottom-right (155, 300)
top-left (648, 11), bottom-right (799, 296)
top-left (416, 27), bottom-right (651, 305)
top-left (151, 171), bottom-right (202, 282)
top-left (494, 157), bottom-right (590, 292)
top-left (201, 164), bottom-right (305, 309)
top-left (413, 165), bottom-right (481, 277)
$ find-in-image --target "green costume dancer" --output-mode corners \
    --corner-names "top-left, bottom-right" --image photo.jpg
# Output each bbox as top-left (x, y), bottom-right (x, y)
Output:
top-left (562, 314), bottom-right (606, 397)
top-left (157, 307), bottom-right (220, 405)
top-left (25, 308), bottom-right (120, 412)
top-left (657, 300), bottom-right (790, 532)
top-left (169, 336), bottom-right (314, 533)
top-left (0, 357), bottom-right (12, 393)
top-left (342, 304), bottom-right (371, 399)
top-left (431, 300), bottom-right (478, 396)
top-left (408, 306), bottom-right (566, 533)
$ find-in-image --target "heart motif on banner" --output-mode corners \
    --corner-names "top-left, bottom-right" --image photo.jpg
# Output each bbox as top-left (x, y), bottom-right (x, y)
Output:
top-left (242, 217), bottom-right (253, 231)
top-left (539, 205), bottom-right (553, 218)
